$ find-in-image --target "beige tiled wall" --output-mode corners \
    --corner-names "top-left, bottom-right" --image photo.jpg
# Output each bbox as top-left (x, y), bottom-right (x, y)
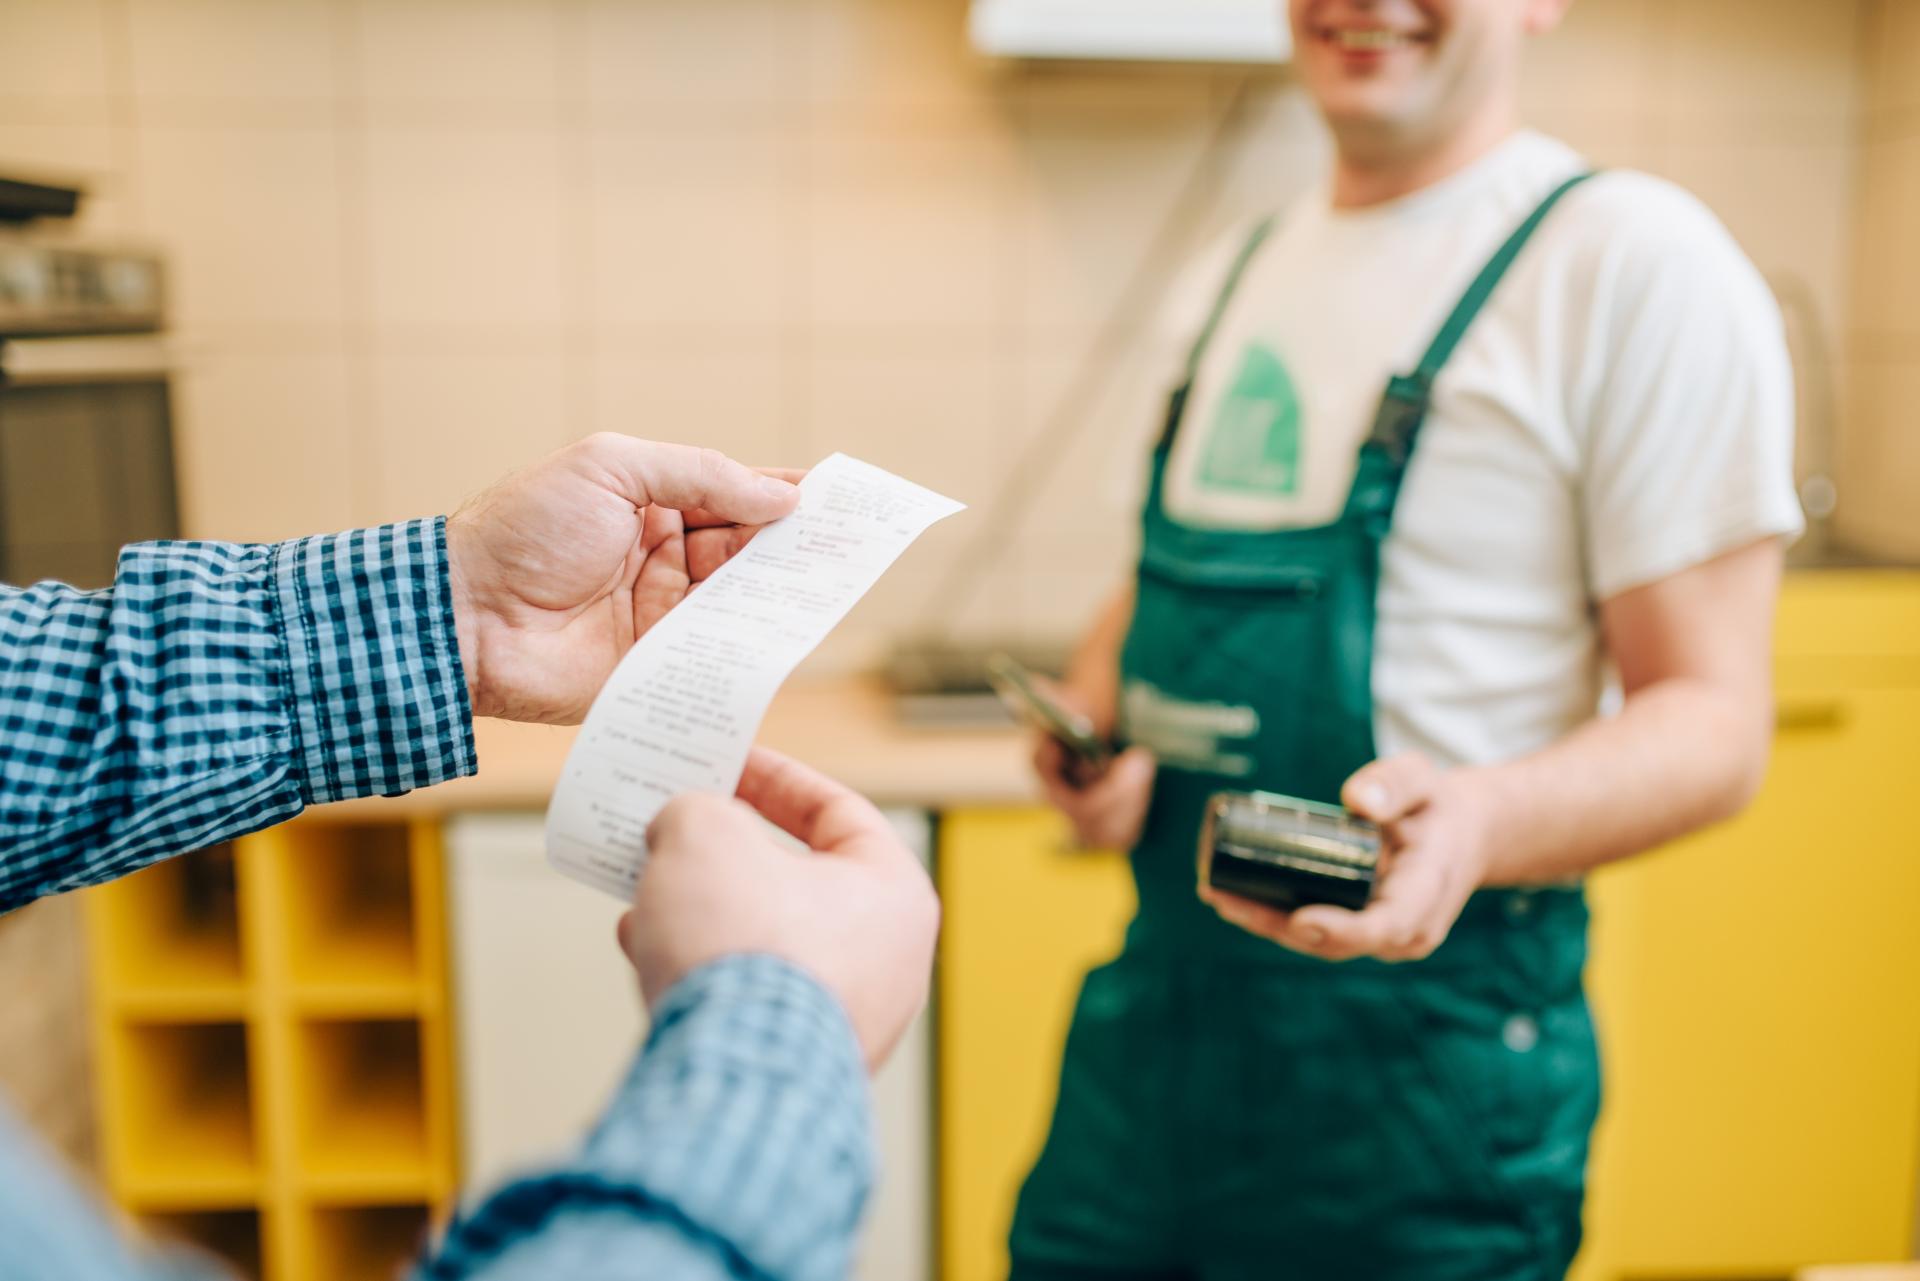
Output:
top-left (1842, 0), bottom-right (1920, 560)
top-left (0, 0), bottom-right (1873, 663)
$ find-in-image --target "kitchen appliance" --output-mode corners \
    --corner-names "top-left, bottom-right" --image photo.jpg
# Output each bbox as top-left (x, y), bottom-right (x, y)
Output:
top-left (969, 0), bottom-right (1290, 62)
top-left (0, 229), bottom-right (176, 589)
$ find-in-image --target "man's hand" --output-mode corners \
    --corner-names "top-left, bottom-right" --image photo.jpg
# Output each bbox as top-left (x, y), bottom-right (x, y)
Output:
top-left (446, 433), bottom-right (802, 724)
top-left (1022, 673), bottom-right (1154, 851)
top-left (1204, 752), bottom-right (1495, 962)
top-left (617, 747), bottom-right (940, 1071)
top-left (1035, 736), bottom-right (1157, 851)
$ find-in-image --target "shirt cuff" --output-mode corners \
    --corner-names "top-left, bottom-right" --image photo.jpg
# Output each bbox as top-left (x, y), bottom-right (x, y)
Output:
top-left (585, 954), bottom-right (874, 1281)
top-left (272, 517), bottom-right (477, 804)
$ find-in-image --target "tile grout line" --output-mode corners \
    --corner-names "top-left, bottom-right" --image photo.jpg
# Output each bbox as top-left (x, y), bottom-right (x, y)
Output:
top-left (556, 1), bottom-right (593, 450)
top-left (332, 0), bottom-right (377, 529)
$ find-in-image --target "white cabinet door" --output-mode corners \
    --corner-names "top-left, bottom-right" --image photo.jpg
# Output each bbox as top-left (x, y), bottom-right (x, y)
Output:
top-left (446, 811), bottom-right (933, 1281)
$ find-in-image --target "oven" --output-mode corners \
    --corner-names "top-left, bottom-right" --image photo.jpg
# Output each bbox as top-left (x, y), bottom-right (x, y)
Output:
top-left (0, 238), bottom-right (176, 589)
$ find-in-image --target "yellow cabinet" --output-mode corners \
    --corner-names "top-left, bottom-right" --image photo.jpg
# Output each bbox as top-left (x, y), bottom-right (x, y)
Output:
top-left (939, 573), bottom-right (1920, 1281)
top-left (1576, 574), bottom-right (1920, 1278)
top-left (937, 808), bottom-right (1134, 1281)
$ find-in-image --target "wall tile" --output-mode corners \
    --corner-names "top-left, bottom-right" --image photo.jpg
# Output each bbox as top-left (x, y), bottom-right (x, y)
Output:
top-left (132, 125), bottom-right (346, 334)
top-left (353, 0), bottom-right (559, 111)
top-left (1834, 356), bottom-right (1920, 560)
top-left (125, 0), bottom-right (336, 106)
top-left (795, 348), bottom-right (1014, 641)
top-left (1864, 0), bottom-right (1920, 128)
top-left (1010, 100), bottom-right (1210, 335)
top-left (580, 0), bottom-right (803, 114)
top-left (170, 346), bottom-right (356, 541)
top-left (799, 0), bottom-right (988, 122)
top-left (1848, 134), bottom-right (1920, 341)
top-left (804, 130), bottom-right (1018, 336)
top-left (585, 130), bottom-right (789, 337)
top-left (360, 126), bottom-right (567, 336)
top-left (1646, 0), bottom-right (1865, 141)
top-left (1519, 0), bottom-right (1654, 137)
top-left (361, 350), bottom-right (571, 524)
top-left (586, 343), bottom-right (790, 467)
top-left (1013, 338), bottom-right (1169, 545)
top-left (0, 0), bottom-right (113, 106)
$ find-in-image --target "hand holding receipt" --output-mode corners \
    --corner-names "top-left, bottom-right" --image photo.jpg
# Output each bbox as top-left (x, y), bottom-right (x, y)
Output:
top-left (547, 453), bottom-right (965, 898)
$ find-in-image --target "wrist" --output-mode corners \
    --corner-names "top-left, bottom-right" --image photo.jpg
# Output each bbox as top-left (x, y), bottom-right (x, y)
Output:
top-left (272, 519), bottom-right (477, 802)
top-left (443, 512), bottom-right (489, 720)
top-left (1450, 764), bottom-right (1514, 888)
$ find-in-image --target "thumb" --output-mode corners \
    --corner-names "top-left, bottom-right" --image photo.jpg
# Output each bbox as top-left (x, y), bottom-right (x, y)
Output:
top-left (1112, 745), bottom-right (1157, 787)
top-left (581, 435), bottom-right (799, 525)
top-left (1341, 752), bottom-right (1437, 823)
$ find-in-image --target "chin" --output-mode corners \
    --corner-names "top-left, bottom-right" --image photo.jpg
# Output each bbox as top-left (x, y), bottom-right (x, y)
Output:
top-left (1312, 81), bottom-right (1423, 134)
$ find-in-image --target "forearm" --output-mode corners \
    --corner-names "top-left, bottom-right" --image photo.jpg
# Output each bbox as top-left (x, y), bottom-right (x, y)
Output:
top-left (1471, 675), bottom-right (1772, 886)
top-left (421, 956), bottom-right (872, 1281)
top-left (1063, 584), bottom-right (1135, 733)
top-left (0, 520), bottom-right (475, 911)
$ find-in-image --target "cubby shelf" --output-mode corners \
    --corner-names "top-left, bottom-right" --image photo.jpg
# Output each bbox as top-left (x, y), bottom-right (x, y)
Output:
top-left (294, 1018), bottom-right (431, 1186)
top-left (92, 844), bottom-right (246, 1009)
top-left (107, 1020), bottom-right (259, 1204)
top-left (87, 820), bottom-right (457, 1281)
top-left (302, 1203), bottom-right (432, 1281)
top-left (142, 1208), bottom-right (264, 1278)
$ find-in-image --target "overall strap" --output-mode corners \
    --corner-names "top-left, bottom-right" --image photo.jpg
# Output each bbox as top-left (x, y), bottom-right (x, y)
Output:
top-left (1156, 213), bottom-right (1278, 451)
top-left (1369, 170), bottom-right (1597, 464)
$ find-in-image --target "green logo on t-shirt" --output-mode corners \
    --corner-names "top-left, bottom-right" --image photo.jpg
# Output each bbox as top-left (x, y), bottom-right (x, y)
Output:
top-left (1197, 343), bottom-right (1302, 496)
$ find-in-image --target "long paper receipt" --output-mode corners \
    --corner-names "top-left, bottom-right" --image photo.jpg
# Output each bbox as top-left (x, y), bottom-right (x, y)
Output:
top-left (546, 453), bottom-right (965, 898)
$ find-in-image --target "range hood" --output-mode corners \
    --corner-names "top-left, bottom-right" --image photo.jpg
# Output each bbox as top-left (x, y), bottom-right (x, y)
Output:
top-left (969, 0), bottom-right (1290, 63)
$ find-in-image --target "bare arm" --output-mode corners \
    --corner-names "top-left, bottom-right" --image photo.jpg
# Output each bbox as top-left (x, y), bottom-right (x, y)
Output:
top-left (1059, 584), bottom-right (1136, 738)
top-left (1206, 537), bottom-right (1786, 961)
top-left (1471, 537), bottom-right (1779, 884)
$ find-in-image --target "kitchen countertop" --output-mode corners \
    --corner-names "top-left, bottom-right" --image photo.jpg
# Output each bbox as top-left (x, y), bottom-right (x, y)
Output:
top-left (316, 676), bottom-right (1038, 821)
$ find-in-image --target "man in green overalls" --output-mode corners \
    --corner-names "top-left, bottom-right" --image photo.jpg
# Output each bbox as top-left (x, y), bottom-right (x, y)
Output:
top-left (1010, 2), bottom-right (1804, 1278)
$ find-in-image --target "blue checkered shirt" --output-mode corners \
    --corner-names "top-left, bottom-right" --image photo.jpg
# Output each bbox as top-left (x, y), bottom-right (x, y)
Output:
top-left (0, 521), bottom-right (873, 1281)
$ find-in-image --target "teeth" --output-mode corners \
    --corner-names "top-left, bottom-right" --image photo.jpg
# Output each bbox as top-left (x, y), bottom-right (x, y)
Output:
top-left (1332, 28), bottom-right (1412, 50)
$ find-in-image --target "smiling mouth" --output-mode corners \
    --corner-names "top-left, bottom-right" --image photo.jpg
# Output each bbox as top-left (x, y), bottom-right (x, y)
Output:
top-left (1319, 27), bottom-right (1427, 52)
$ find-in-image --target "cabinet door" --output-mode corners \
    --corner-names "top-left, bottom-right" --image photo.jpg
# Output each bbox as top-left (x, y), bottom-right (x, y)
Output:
top-left (1576, 682), bottom-right (1920, 1278)
top-left (938, 808), bottom-right (1135, 1281)
top-left (447, 812), bottom-right (938, 1281)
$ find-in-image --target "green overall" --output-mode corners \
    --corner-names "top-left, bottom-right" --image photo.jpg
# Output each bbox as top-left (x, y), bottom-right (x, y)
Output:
top-left (1008, 175), bottom-right (1602, 1281)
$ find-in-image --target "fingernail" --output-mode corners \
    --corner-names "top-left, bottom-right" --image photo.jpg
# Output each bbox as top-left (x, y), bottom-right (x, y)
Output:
top-left (760, 475), bottom-right (798, 499)
top-left (1357, 783), bottom-right (1387, 813)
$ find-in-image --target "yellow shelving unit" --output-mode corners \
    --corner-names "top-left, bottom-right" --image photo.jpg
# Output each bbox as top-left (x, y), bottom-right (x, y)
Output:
top-left (86, 819), bottom-right (458, 1281)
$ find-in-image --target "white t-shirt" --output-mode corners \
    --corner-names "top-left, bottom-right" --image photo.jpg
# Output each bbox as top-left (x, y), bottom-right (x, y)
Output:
top-left (1154, 131), bottom-right (1803, 768)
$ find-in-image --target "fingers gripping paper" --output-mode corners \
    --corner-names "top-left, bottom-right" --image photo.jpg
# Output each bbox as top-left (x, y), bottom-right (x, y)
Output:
top-left (547, 453), bottom-right (965, 898)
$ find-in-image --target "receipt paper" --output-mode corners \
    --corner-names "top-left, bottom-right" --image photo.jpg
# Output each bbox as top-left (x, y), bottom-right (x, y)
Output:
top-left (546, 452), bottom-right (965, 898)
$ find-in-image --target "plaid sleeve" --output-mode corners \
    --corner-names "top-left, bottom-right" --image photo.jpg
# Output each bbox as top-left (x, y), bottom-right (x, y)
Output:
top-left (419, 955), bottom-right (874, 1281)
top-left (0, 517), bottom-right (475, 911)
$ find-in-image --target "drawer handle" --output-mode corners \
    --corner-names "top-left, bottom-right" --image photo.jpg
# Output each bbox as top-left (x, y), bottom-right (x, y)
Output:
top-left (1775, 698), bottom-right (1848, 731)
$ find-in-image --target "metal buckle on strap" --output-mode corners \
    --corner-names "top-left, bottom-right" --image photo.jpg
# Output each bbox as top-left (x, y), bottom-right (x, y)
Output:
top-left (1367, 374), bottom-right (1430, 465)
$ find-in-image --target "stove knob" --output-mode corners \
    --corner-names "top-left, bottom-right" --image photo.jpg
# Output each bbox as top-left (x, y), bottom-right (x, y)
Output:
top-left (0, 248), bottom-right (50, 308)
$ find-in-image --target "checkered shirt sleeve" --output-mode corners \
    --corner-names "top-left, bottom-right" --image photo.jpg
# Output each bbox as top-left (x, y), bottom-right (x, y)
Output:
top-left (0, 517), bottom-right (476, 911)
top-left (417, 954), bottom-right (874, 1281)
